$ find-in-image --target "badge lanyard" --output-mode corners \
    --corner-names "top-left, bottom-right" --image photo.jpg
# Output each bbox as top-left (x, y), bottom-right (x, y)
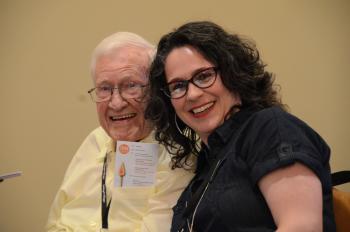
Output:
top-left (101, 154), bottom-right (112, 229)
top-left (181, 158), bottom-right (224, 232)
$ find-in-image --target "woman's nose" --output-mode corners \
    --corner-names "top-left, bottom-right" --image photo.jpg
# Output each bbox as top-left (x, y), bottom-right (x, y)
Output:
top-left (186, 82), bottom-right (203, 100)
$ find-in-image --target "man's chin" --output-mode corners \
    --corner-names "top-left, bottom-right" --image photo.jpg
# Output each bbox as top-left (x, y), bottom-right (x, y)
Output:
top-left (109, 132), bottom-right (145, 142)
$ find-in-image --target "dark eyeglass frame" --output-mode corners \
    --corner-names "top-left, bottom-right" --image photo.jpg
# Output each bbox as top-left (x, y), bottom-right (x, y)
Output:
top-left (161, 67), bottom-right (218, 99)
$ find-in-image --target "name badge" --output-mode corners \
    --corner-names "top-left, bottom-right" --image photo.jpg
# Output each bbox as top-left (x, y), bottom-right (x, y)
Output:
top-left (114, 141), bottom-right (158, 187)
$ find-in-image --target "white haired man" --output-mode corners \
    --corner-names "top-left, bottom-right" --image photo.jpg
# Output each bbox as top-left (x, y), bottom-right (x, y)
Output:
top-left (46, 32), bottom-right (194, 232)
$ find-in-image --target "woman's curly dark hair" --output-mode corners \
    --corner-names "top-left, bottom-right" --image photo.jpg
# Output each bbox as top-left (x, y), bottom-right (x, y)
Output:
top-left (145, 21), bottom-right (285, 169)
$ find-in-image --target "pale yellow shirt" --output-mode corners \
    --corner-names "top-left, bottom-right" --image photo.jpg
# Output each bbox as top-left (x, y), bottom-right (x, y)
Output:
top-left (46, 127), bottom-right (194, 232)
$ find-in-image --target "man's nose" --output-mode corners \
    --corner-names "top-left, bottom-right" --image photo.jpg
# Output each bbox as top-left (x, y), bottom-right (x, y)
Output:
top-left (108, 90), bottom-right (128, 110)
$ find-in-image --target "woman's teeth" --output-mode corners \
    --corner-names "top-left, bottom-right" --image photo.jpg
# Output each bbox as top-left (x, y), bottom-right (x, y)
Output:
top-left (192, 102), bottom-right (214, 114)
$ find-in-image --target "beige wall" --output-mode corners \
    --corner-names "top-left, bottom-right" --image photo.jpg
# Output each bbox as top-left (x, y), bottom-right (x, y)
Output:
top-left (0, 0), bottom-right (349, 231)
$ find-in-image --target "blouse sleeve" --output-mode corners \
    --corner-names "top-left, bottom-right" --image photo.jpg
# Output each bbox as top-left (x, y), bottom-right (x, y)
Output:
top-left (238, 107), bottom-right (331, 186)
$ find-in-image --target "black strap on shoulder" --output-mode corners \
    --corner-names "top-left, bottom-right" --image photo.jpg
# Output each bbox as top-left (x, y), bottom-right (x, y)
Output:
top-left (331, 170), bottom-right (350, 186)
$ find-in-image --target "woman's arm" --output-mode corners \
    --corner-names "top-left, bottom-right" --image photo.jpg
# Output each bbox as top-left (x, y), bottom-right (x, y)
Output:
top-left (259, 162), bottom-right (323, 232)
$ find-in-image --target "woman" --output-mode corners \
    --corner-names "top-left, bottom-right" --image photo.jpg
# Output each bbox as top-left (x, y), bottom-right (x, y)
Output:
top-left (146, 21), bottom-right (335, 231)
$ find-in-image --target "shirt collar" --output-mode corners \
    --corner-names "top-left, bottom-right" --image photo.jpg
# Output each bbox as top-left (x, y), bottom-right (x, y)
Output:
top-left (209, 107), bottom-right (256, 145)
top-left (196, 107), bottom-right (257, 172)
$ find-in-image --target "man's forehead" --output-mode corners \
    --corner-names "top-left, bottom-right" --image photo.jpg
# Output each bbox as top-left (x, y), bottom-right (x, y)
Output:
top-left (93, 45), bottom-right (151, 83)
top-left (96, 48), bottom-right (148, 74)
top-left (104, 46), bottom-right (149, 64)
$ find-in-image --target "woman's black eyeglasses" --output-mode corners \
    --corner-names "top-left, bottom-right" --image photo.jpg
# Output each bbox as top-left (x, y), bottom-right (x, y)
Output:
top-left (162, 67), bottom-right (218, 99)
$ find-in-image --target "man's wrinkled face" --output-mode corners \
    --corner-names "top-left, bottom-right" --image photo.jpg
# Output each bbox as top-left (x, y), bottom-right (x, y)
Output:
top-left (94, 46), bottom-right (153, 141)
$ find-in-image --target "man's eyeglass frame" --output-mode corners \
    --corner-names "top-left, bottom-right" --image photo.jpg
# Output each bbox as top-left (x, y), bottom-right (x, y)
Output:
top-left (87, 84), bottom-right (148, 103)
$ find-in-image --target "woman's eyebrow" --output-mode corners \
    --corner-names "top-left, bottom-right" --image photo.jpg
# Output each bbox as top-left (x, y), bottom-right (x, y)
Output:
top-left (167, 66), bottom-right (213, 83)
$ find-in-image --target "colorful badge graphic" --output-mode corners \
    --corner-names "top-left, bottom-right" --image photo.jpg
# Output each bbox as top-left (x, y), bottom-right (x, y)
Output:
top-left (118, 144), bottom-right (129, 155)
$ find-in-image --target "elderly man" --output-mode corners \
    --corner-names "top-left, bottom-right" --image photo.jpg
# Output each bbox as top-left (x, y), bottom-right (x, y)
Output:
top-left (46, 32), bottom-right (194, 232)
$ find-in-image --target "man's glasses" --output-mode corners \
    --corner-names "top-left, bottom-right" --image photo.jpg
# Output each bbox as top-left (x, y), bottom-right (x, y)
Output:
top-left (88, 82), bottom-right (148, 102)
top-left (162, 67), bottom-right (218, 99)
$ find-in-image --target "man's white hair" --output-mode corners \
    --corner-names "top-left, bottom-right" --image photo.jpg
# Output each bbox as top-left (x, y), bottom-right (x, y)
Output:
top-left (90, 32), bottom-right (155, 78)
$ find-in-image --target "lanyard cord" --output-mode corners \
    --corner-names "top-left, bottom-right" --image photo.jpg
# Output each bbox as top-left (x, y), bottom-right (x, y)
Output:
top-left (180, 158), bottom-right (224, 232)
top-left (101, 154), bottom-right (112, 229)
top-left (183, 158), bottom-right (224, 219)
top-left (178, 108), bottom-right (256, 232)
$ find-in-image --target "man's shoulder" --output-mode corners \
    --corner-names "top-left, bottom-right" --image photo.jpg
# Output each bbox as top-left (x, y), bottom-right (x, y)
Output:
top-left (83, 127), bottom-right (110, 147)
top-left (71, 127), bottom-right (110, 161)
top-left (88, 126), bottom-right (109, 139)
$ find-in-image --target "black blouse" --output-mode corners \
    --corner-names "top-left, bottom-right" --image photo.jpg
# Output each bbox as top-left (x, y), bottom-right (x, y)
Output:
top-left (171, 106), bottom-right (336, 232)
